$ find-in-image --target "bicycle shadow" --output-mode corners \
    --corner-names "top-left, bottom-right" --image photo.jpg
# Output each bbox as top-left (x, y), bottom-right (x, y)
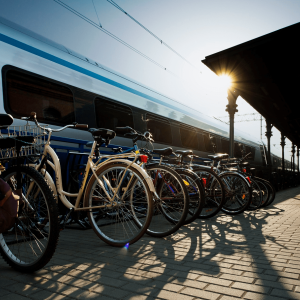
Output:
top-left (0, 204), bottom-right (296, 300)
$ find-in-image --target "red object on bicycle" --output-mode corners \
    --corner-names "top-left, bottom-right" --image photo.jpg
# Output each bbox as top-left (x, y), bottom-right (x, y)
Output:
top-left (202, 178), bottom-right (207, 187)
top-left (140, 155), bottom-right (148, 163)
top-left (242, 168), bottom-right (246, 173)
top-left (246, 176), bottom-right (251, 184)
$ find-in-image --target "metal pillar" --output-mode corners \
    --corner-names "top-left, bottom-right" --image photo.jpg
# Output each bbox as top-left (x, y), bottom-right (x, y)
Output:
top-left (265, 120), bottom-right (273, 167)
top-left (292, 144), bottom-right (296, 172)
top-left (280, 133), bottom-right (286, 173)
top-left (226, 89), bottom-right (238, 158)
top-left (297, 147), bottom-right (299, 173)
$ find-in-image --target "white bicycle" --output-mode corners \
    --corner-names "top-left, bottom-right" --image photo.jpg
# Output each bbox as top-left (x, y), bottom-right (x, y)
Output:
top-left (25, 112), bottom-right (155, 247)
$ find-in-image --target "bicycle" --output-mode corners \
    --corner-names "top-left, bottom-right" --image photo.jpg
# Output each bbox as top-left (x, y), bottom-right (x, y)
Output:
top-left (113, 127), bottom-right (190, 237)
top-left (25, 113), bottom-right (155, 247)
top-left (0, 114), bottom-right (59, 272)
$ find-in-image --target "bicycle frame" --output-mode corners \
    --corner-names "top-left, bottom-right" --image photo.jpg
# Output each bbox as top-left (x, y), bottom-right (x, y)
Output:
top-left (33, 133), bottom-right (156, 211)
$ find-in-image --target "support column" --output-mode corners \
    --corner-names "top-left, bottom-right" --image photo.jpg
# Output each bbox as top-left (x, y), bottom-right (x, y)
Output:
top-left (265, 120), bottom-right (273, 168)
top-left (297, 146), bottom-right (299, 173)
top-left (292, 144), bottom-right (296, 173)
top-left (280, 133), bottom-right (286, 173)
top-left (226, 89), bottom-right (238, 158)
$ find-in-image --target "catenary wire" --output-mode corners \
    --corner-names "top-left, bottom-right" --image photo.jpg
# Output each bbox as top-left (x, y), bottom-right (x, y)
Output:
top-left (92, 0), bottom-right (102, 27)
top-left (53, 0), bottom-right (179, 77)
top-left (106, 0), bottom-right (202, 73)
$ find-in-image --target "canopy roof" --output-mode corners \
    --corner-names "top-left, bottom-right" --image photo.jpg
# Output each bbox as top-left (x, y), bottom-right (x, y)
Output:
top-left (202, 22), bottom-right (300, 146)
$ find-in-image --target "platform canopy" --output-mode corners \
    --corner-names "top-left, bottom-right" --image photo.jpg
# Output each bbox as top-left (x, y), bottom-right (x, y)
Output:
top-left (202, 22), bottom-right (300, 146)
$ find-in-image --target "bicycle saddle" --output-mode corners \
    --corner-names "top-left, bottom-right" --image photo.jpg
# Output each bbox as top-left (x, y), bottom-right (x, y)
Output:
top-left (0, 114), bottom-right (13, 128)
top-left (175, 150), bottom-right (193, 157)
top-left (240, 162), bottom-right (249, 166)
top-left (208, 153), bottom-right (229, 161)
top-left (88, 128), bottom-right (116, 140)
top-left (152, 147), bottom-right (173, 156)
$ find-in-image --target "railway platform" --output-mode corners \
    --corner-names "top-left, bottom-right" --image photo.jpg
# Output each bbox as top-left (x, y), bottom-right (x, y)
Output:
top-left (1, 187), bottom-right (300, 300)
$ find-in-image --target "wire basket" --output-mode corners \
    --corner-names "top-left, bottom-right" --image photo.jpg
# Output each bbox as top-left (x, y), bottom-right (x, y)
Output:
top-left (0, 125), bottom-right (47, 160)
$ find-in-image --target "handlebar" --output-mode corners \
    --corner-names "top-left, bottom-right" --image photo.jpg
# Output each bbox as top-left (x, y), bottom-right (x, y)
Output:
top-left (21, 112), bottom-right (88, 133)
top-left (115, 126), bottom-right (154, 143)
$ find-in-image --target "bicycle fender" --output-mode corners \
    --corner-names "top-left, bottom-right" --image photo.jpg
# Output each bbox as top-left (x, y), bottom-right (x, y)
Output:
top-left (95, 159), bottom-right (156, 193)
top-left (28, 164), bottom-right (58, 201)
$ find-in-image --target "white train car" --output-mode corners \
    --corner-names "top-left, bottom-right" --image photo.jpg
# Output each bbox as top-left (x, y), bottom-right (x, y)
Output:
top-left (0, 17), bottom-right (269, 170)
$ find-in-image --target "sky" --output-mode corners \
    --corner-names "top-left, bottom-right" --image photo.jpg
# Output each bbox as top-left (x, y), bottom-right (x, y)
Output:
top-left (0, 0), bottom-right (300, 158)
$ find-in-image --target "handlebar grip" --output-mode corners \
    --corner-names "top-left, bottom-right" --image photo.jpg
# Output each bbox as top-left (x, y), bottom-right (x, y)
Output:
top-left (75, 124), bottom-right (88, 129)
top-left (30, 112), bottom-right (37, 119)
top-left (115, 127), bottom-right (133, 134)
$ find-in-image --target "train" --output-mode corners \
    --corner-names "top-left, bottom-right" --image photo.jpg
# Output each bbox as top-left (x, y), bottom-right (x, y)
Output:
top-left (0, 16), bottom-right (293, 184)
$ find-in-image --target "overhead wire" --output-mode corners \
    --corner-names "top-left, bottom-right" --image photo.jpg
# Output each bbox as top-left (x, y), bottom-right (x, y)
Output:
top-left (92, 0), bottom-right (102, 28)
top-left (53, 0), bottom-right (179, 77)
top-left (106, 0), bottom-right (202, 73)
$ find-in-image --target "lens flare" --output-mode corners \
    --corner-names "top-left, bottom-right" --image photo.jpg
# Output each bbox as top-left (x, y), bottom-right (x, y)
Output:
top-left (124, 243), bottom-right (129, 250)
top-left (218, 74), bottom-right (232, 90)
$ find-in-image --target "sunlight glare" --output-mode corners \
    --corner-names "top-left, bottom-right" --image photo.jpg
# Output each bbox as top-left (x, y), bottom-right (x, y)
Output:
top-left (218, 74), bottom-right (232, 91)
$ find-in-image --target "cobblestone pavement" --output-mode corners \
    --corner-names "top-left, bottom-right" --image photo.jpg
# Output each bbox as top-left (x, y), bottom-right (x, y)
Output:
top-left (1, 187), bottom-right (300, 300)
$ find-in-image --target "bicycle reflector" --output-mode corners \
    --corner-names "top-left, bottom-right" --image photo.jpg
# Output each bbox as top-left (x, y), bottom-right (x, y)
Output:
top-left (140, 155), bottom-right (148, 163)
top-left (242, 168), bottom-right (246, 173)
top-left (246, 176), bottom-right (251, 184)
top-left (202, 178), bottom-right (207, 187)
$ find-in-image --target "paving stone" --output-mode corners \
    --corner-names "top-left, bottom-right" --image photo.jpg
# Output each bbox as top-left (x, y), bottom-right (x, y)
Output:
top-left (180, 287), bottom-right (219, 300)
top-left (271, 288), bottom-right (300, 300)
top-left (205, 284), bottom-right (244, 298)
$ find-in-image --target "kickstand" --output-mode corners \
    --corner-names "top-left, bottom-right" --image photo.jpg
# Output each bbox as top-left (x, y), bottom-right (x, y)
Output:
top-left (60, 208), bottom-right (74, 230)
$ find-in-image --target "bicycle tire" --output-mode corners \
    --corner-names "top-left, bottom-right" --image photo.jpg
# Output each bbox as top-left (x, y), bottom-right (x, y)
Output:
top-left (254, 177), bottom-right (276, 207)
top-left (255, 179), bottom-right (269, 208)
top-left (0, 166), bottom-right (59, 272)
top-left (192, 167), bottom-right (226, 218)
top-left (247, 179), bottom-right (263, 210)
top-left (219, 172), bottom-right (252, 215)
top-left (145, 164), bottom-right (189, 237)
top-left (175, 168), bottom-right (205, 225)
top-left (84, 162), bottom-right (153, 247)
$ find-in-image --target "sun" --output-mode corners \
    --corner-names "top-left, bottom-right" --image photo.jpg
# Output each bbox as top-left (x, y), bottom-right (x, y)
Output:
top-left (218, 74), bottom-right (232, 90)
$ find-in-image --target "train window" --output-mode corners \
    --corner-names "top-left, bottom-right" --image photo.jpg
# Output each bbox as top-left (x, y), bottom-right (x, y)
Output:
top-left (221, 139), bottom-right (229, 154)
top-left (180, 126), bottom-right (198, 149)
top-left (146, 114), bottom-right (172, 144)
top-left (95, 98), bottom-right (134, 131)
top-left (203, 133), bottom-right (214, 152)
top-left (245, 145), bottom-right (255, 160)
top-left (198, 133), bottom-right (206, 151)
top-left (234, 143), bottom-right (243, 158)
top-left (5, 70), bottom-right (75, 124)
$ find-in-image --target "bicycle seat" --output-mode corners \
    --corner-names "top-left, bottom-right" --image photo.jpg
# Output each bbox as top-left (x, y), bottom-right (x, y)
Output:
top-left (0, 114), bottom-right (13, 128)
top-left (88, 128), bottom-right (116, 140)
top-left (208, 153), bottom-right (229, 161)
top-left (152, 147), bottom-right (173, 156)
top-left (175, 150), bottom-right (193, 157)
top-left (112, 147), bottom-right (123, 153)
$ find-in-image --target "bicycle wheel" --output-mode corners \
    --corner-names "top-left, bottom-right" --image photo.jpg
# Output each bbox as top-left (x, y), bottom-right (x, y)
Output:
top-left (255, 177), bottom-right (276, 207)
top-left (219, 172), bottom-right (252, 215)
top-left (192, 167), bottom-right (225, 218)
top-left (0, 166), bottom-right (59, 272)
top-left (145, 164), bottom-right (189, 237)
top-left (255, 179), bottom-right (269, 208)
top-left (84, 162), bottom-right (153, 247)
top-left (175, 169), bottom-right (204, 225)
top-left (247, 179), bottom-right (263, 210)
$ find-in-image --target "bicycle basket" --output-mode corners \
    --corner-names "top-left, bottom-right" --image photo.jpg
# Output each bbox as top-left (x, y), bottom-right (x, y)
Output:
top-left (0, 125), bottom-right (47, 160)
